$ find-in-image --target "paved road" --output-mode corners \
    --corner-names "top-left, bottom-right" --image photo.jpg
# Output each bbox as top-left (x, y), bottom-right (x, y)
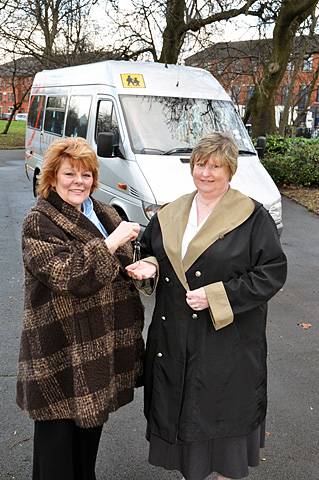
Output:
top-left (0, 150), bottom-right (318, 480)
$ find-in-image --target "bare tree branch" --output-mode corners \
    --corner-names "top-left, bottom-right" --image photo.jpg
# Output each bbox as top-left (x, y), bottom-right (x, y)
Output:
top-left (0, 0), bottom-right (101, 67)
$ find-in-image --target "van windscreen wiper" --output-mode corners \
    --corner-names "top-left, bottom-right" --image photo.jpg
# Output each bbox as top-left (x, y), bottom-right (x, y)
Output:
top-left (139, 147), bottom-right (165, 154)
top-left (162, 147), bottom-right (193, 155)
top-left (238, 149), bottom-right (256, 156)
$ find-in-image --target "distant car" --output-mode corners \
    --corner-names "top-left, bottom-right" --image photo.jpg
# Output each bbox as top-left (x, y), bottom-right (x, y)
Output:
top-left (15, 113), bottom-right (28, 121)
top-left (1, 112), bottom-right (13, 120)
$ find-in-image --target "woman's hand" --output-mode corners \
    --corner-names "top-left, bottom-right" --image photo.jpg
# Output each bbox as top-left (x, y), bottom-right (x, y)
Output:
top-left (126, 261), bottom-right (157, 280)
top-left (105, 221), bottom-right (140, 254)
top-left (186, 287), bottom-right (209, 311)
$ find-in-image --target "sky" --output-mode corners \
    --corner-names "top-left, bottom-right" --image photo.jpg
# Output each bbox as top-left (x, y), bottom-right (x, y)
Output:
top-left (216, 17), bottom-right (264, 42)
top-left (111, 0), bottom-right (268, 43)
top-left (90, 2), bottom-right (269, 61)
top-left (0, 2), bottom-right (270, 64)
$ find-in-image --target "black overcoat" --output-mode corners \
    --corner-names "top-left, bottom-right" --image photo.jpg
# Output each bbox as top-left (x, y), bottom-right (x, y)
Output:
top-left (141, 189), bottom-right (287, 444)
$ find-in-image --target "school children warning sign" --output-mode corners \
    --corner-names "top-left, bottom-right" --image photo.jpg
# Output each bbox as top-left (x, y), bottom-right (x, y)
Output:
top-left (121, 74), bottom-right (145, 88)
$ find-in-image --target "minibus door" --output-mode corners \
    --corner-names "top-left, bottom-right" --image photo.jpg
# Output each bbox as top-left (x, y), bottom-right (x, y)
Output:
top-left (95, 97), bottom-right (129, 203)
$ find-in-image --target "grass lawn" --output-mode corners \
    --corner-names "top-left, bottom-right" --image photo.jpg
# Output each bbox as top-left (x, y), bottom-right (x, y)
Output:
top-left (0, 119), bottom-right (26, 149)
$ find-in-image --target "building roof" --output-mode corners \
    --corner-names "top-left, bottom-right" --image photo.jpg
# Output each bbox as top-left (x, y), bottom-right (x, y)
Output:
top-left (0, 57), bottom-right (42, 77)
top-left (186, 35), bottom-right (319, 67)
top-left (0, 51), bottom-right (121, 77)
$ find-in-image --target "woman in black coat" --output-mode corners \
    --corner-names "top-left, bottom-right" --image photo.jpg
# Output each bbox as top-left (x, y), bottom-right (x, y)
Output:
top-left (126, 132), bottom-right (287, 480)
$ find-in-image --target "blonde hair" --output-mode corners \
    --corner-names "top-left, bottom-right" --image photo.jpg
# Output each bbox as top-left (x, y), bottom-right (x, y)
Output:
top-left (37, 137), bottom-right (99, 198)
top-left (190, 132), bottom-right (238, 179)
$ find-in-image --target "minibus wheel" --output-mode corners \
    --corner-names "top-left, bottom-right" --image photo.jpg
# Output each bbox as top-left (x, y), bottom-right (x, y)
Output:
top-left (114, 207), bottom-right (128, 221)
top-left (33, 169), bottom-right (40, 198)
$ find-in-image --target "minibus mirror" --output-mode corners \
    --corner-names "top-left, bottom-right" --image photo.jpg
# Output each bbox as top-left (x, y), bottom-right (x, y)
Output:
top-left (114, 145), bottom-right (125, 159)
top-left (245, 123), bottom-right (252, 136)
top-left (255, 136), bottom-right (266, 159)
top-left (97, 132), bottom-right (114, 157)
top-left (112, 130), bottom-right (120, 147)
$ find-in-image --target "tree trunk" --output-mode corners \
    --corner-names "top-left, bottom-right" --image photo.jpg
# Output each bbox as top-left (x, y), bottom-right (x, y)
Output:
top-left (293, 67), bottom-right (319, 126)
top-left (279, 12), bottom-right (318, 133)
top-left (248, 0), bottom-right (318, 137)
top-left (1, 109), bottom-right (17, 134)
top-left (159, 0), bottom-right (185, 64)
top-left (158, 0), bottom-right (259, 64)
top-left (246, 84), bottom-right (277, 135)
top-left (278, 58), bottom-right (303, 135)
top-left (1, 87), bottom-right (30, 135)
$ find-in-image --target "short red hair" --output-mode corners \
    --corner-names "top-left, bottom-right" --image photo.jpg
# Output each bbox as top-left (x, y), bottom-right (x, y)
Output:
top-left (37, 137), bottom-right (99, 198)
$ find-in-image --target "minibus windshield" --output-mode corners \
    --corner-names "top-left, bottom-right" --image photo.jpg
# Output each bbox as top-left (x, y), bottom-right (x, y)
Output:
top-left (120, 95), bottom-right (254, 155)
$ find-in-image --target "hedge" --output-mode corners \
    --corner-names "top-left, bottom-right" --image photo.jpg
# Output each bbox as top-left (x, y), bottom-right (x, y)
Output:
top-left (260, 135), bottom-right (319, 187)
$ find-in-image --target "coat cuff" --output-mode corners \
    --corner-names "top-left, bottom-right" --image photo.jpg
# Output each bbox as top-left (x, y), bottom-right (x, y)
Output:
top-left (133, 256), bottom-right (159, 296)
top-left (204, 282), bottom-right (234, 330)
top-left (143, 256), bottom-right (159, 269)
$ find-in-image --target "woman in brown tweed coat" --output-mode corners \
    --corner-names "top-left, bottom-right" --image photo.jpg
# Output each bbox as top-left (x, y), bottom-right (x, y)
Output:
top-left (17, 137), bottom-right (144, 480)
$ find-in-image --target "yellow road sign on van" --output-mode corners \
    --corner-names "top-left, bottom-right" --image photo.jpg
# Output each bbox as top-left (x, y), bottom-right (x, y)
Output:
top-left (121, 73), bottom-right (145, 88)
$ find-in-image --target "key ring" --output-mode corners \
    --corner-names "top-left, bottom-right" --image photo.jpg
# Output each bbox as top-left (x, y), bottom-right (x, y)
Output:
top-left (133, 240), bottom-right (141, 264)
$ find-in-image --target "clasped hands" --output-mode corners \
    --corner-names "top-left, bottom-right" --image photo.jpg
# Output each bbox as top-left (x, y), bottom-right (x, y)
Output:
top-left (126, 260), bottom-right (157, 280)
top-left (126, 261), bottom-right (208, 311)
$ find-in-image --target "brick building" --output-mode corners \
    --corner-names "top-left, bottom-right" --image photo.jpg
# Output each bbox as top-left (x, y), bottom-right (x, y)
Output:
top-left (186, 36), bottom-right (319, 131)
top-left (0, 57), bottom-right (41, 118)
top-left (0, 52), bottom-right (122, 119)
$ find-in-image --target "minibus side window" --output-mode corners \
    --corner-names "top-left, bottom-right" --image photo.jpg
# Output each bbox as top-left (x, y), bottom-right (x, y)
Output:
top-left (28, 95), bottom-right (45, 130)
top-left (44, 96), bottom-right (67, 136)
top-left (65, 96), bottom-right (92, 138)
top-left (95, 100), bottom-right (119, 143)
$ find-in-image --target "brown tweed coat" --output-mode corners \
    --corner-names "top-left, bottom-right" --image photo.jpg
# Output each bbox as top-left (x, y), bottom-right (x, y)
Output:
top-left (16, 191), bottom-right (144, 428)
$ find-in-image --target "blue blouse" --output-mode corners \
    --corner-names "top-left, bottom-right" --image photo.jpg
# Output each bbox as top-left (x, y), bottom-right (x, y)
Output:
top-left (82, 197), bottom-right (108, 238)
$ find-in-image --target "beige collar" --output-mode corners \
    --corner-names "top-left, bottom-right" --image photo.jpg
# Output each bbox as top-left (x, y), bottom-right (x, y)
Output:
top-left (157, 188), bottom-right (255, 290)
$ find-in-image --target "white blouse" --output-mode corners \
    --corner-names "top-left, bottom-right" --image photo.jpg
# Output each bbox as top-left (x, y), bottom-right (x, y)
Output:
top-left (181, 195), bottom-right (209, 258)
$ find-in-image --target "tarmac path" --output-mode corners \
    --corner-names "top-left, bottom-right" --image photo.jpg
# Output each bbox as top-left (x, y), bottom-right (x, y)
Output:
top-left (0, 150), bottom-right (318, 479)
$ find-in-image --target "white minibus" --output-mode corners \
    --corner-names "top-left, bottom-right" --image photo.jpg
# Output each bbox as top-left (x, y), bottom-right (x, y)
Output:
top-left (25, 60), bottom-right (282, 233)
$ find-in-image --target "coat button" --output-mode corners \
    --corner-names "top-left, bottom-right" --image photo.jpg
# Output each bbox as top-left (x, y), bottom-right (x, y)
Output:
top-left (195, 270), bottom-right (201, 277)
top-left (156, 352), bottom-right (163, 358)
top-left (161, 316), bottom-right (166, 320)
top-left (164, 276), bottom-right (170, 282)
top-left (192, 313), bottom-right (198, 319)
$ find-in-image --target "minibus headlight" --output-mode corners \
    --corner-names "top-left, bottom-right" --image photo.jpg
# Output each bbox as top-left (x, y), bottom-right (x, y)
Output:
top-left (268, 201), bottom-right (282, 224)
top-left (142, 202), bottom-right (161, 220)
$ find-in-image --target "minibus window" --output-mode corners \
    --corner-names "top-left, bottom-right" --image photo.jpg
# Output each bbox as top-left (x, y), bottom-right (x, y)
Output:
top-left (120, 95), bottom-right (254, 154)
top-left (28, 95), bottom-right (45, 130)
top-left (65, 96), bottom-right (91, 138)
top-left (95, 100), bottom-right (119, 143)
top-left (44, 96), bottom-right (67, 136)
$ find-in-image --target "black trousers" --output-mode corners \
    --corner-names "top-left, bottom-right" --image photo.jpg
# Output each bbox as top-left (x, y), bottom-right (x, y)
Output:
top-left (32, 419), bottom-right (103, 480)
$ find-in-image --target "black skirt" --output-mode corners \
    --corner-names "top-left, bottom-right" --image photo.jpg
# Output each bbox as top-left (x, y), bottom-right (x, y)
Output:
top-left (148, 420), bottom-right (265, 480)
